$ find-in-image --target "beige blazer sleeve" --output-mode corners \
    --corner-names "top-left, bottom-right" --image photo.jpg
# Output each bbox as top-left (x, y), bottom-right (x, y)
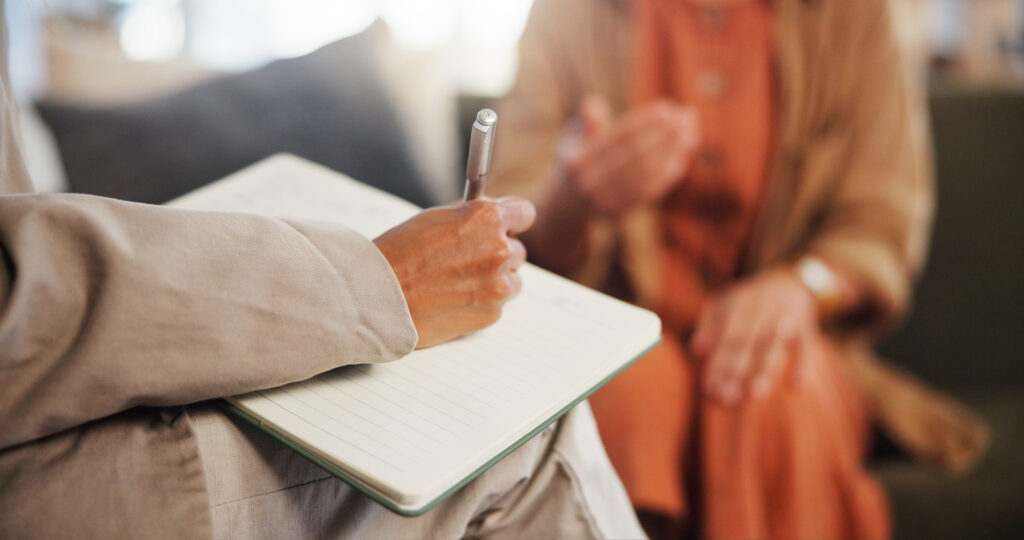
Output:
top-left (0, 193), bottom-right (418, 450)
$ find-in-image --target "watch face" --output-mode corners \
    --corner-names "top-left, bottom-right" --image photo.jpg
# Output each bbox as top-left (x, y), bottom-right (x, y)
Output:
top-left (798, 257), bottom-right (836, 297)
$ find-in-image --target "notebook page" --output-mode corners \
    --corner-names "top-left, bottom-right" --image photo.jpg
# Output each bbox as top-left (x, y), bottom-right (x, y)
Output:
top-left (168, 154), bottom-right (421, 237)
top-left (167, 154), bottom-right (661, 510)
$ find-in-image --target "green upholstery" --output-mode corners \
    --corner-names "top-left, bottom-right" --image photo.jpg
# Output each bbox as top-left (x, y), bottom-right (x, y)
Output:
top-left (877, 87), bottom-right (1024, 540)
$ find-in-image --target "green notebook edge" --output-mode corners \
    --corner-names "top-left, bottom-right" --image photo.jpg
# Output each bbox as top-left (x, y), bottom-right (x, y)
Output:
top-left (216, 336), bottom-right (660, 517)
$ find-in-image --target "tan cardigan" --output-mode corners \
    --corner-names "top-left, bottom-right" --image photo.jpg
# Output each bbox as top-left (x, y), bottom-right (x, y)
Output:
top-left (491, 0), bottom-right (987, 473)
top-left (0, 11), bottom-right (418, 538)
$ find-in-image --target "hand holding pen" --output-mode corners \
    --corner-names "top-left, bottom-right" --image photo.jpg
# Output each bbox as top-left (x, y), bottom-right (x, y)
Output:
top-left (374, 108), bottom-right (535, 348)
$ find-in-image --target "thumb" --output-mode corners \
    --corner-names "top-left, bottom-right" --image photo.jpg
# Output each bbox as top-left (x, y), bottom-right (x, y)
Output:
top-left (579, 95), bottom-right (612, 139)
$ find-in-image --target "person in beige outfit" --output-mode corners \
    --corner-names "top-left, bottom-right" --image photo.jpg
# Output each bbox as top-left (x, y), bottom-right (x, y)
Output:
top-left (0, 7), bottom-right (645, 539)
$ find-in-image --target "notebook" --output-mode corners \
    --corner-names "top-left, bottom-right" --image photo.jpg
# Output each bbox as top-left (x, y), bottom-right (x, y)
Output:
top-left (167, 154), bottom-right (661, 515)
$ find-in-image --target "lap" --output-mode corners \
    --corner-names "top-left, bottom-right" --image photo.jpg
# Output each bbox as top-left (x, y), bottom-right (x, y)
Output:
top-left (187, 400), bottom-right (643, 540)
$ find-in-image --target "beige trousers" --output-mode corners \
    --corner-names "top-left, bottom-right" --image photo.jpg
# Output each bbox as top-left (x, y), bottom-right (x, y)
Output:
top-left (189, 401), bottom-right (645, 539)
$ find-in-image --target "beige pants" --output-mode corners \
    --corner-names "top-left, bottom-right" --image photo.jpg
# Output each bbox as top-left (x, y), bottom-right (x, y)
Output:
top-left (188, 401), bottom-right (645, 539)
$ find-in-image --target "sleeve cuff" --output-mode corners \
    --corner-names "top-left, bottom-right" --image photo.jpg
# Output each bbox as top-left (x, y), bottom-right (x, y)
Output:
top-left (284, 219), bottom-right (418, 361)
top-left (810, 232), bottom-right (911, 334)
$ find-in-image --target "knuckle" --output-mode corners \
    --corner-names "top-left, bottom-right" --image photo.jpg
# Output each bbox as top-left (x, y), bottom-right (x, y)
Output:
top-left (478, 202), bottom-right (502, 225)
top-left (460, 202), bottom-right (505, 239)
top-left (489, 274), bottom-right (514, 301)
top-left (467, 200), bottom-right (500, 224)
top-left (487, 238), bottom-right (512, 265)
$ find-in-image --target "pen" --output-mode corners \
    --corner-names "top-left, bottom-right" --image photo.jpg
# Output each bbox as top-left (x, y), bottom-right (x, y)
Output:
top-left (463, 108), bottom-right (498, 201)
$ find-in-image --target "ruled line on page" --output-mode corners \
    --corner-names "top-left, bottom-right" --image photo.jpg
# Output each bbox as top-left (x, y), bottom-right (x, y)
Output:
top-left (251, 389), bottom-right (406, 474)
top-left (277, 386), bottom-right (423, 466)
top-left (356, 365), bottom-right (480, 427)
top-left (330, 369), bottom-right (463, 436)
top-left (312, 374), bottom-right (449, 445)
top-left (297, 379), bottom-right (444, 449)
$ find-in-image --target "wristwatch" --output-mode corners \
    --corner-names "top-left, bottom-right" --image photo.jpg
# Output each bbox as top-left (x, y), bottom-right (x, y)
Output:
top-left (792, 255), bottom-right (839, 317)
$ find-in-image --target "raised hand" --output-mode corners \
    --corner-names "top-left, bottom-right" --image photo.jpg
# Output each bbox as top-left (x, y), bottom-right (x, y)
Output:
top-left (565, 96), bottom-right (700, 216)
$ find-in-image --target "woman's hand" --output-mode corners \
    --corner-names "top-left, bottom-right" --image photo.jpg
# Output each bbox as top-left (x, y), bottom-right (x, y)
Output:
top-left (565, 96), bottom-right (700, 216)
top-left (374, 197), bottom-right (535, 348)
top-left (691, 268), bottom-right (818, 404)
top-left (521, 96), bottom-right (699, 276)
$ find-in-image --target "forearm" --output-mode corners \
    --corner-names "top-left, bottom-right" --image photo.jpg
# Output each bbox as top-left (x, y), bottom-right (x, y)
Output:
top-left (522, 170), bottom-right (595, 277)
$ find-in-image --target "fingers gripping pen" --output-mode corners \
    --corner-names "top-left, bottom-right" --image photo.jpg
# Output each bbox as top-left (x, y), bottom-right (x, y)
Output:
top-left (463, 108), bottom-right (497, 201)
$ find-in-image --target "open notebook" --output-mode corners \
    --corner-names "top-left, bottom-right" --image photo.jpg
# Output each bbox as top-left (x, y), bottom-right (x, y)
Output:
top-left (167, 154), bottom-right (661, 515)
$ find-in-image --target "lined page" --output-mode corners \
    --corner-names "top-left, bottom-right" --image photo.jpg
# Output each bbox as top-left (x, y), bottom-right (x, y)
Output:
top-left (168, 154), bottom-right (661, 510)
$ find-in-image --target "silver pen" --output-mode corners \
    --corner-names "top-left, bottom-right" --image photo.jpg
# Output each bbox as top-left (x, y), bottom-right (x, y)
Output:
top-left (463, 108), bottom-right (498, 201)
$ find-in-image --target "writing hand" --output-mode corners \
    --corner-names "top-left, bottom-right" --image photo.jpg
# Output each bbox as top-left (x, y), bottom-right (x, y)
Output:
top-left (374, 197), bottom-right (536, 348)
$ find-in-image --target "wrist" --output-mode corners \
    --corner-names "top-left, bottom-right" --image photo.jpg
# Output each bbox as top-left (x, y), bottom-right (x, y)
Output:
top-left (525, 170), bottom-right (594, 274)
top-left (790, 255), bottom-right (840, 319)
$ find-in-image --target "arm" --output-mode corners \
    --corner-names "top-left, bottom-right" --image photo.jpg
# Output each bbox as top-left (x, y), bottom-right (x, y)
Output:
top-left (802, 0), bottom-right (934, 329)
top-left (492, 0), bottom-right (699, 278)
top-left (0, 193), bottom-right (534, 449)
top-left (694, 0), bottom-right (934, 403)
top-left (527, 99), bottom-right (698, 277)
top-left (489, 0), bottom-right (592, 277)
top-left (0, 193), bottom-right (416, 449)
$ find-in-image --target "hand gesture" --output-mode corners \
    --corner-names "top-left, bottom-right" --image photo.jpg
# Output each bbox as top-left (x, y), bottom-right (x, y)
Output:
top-left (564, 96), bottom-right (700, 215)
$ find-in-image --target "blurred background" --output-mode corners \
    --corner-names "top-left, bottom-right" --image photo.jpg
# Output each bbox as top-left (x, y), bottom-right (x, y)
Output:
top-left (5, 1), bottom-right (1022, 538)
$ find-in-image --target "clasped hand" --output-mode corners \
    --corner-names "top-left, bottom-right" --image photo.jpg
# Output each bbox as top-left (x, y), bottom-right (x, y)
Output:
top-left (564, 96), bottom-right (700, 216)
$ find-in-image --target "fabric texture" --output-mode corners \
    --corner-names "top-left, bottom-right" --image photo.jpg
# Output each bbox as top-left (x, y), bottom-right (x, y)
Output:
top-left (0, 188), bottom-right (420, 538)
top-left (35, 27), bottom-right (434, 208)
top-left (590, 330), bottom-right (891, 539)
top-left (489, 0), bottom-right (987, 481)
top-left (190, 400), bottom-right (644, 540)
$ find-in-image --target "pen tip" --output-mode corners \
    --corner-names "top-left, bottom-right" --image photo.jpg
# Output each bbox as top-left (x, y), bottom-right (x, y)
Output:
top-left (476, 108), bottom-right (497, 127)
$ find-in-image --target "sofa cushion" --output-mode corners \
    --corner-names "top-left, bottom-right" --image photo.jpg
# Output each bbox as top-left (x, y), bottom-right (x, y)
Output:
top-left (35, 27), bottom-right (433, 207)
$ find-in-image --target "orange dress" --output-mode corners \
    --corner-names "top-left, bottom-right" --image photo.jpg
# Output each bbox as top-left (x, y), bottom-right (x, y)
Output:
top-left (587, 1), bottom-right (890, 538)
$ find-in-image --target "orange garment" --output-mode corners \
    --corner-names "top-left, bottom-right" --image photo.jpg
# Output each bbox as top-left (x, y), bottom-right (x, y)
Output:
top-left (587, 1), bottom-right (890, 538)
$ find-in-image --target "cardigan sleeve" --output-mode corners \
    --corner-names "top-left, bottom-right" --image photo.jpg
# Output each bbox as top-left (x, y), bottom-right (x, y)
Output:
top-left (804, 0), bottom-right (935, 332)
top-left (489, 0), bottom-right (581, 202)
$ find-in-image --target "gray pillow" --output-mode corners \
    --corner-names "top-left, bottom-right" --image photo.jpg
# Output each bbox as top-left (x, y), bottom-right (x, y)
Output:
top-left (36, 29), bottom-right (434, 207)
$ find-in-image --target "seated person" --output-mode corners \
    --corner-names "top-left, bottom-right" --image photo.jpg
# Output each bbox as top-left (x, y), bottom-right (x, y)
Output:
top-left (488, 0), bottom-right (974, 538)
top-left (0, 17), bottom-right (643, 540)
